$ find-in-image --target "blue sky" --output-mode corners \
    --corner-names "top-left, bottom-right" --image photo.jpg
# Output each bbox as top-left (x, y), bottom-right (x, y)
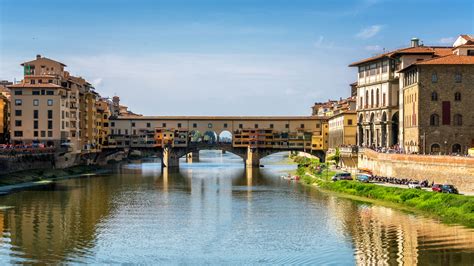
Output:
top-left (0, 0), bottom-right (473, 115)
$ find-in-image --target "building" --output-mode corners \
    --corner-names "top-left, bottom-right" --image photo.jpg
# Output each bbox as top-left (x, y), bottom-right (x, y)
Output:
top-left (311, 97), bottom-right (356, 117)
top-left (0, 81), bottom-right (11, 144)
top-left (399, 35), bottom-right (474, 154)
top-left (350, 38), bottom-right (452, 148)
top-left (328, 110), bottom-right (357, 149)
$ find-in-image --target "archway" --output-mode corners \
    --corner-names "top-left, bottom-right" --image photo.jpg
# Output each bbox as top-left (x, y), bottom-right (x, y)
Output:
top-left (203, 131), bottom-right (217, 144)
top-left (218, 130), bottom-right (232, 144)
top-left (381, 112), bottom-right (387, 147)
top-left (189, 130), bottom-right (202, 143)
top-left (369, 113), bottom-right (375, 147)
top-left (430, 143), bottom-right (440, 154)
top-left (391, 112), bottom-right (399, 146)
top-left (452, 144), bottom-right (461, 154)
top-left (358, 114), bottom-right (364, 146)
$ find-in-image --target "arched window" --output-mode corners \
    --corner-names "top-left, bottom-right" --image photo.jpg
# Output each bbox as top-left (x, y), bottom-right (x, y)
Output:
top-left (371, 90), bottom-right (374, 107)
top-left (454, 114), bottom-right (463, 126)
top-left (452, 144), bottom-right (462, 154)
top-left (430, 114), bottom-right (439, 126)
top-left (376, 89), bottom-right (380, 107)
top-left (431, 91), bottom-right (438, 101)
top-left (454, 92), bottom-right (461, 101)
top-left (431, 144), bottom-right (440, 154)
top-left (365, 91), bottom-right (369, 108)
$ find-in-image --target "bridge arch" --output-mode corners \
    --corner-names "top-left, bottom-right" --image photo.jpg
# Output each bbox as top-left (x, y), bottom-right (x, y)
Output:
top-left (203, 130), bottom-right (218, 144)
top-left (218, 130), bottom-right (232, 144)
top-left (189, 130), bottom-right (203, 143)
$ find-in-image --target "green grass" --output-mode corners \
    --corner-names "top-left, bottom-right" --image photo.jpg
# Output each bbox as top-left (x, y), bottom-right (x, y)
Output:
top-left (291, 155), bottom-right (474, 228)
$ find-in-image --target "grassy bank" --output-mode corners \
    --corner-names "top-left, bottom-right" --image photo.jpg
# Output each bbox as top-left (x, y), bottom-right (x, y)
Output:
top-left (293, 156), bottom-right (474, 228)
top-left (0, 165), bottom-right (108, 186)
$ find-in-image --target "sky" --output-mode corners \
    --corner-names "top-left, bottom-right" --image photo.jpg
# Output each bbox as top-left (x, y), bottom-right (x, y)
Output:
top-left (0, 0), bottom-right (473, 116)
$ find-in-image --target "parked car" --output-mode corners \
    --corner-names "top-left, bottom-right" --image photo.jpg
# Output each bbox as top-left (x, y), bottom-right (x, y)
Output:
top-left (441, 184), bottom-right (459, 194)
top-left (332, 172), bottom-right (352, 181)
top-left (356, 174), bottom-right (371, 183)
top-left (408, 181), bottom-right (421, 189)
top-left (432, 184), bottom-right (443, 192)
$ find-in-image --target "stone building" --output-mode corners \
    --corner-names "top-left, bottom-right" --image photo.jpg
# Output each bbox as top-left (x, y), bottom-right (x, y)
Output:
top-left (328, 110), bottom-right (357, 149)
top-left (0, 82), bottom-right (11, 144)
top-left (350, 38), bottom-right (452, 148)
top-left (399, 36), bottom-right (474, 154)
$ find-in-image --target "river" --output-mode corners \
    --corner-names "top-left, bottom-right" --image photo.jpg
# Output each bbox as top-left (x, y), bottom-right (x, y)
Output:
top-left (0, 151), bottom-right (473, 264)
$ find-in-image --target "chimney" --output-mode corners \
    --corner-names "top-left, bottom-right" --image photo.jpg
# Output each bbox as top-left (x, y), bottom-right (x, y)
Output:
top-left (411, 38), bottom-right (420, 48)
top-left (36, 54), bottom-right (41, 59)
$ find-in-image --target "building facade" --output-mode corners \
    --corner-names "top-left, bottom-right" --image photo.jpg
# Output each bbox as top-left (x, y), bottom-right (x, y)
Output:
top-left (328, 111), bottom-right (357, 149)
top-left (400, 39), bottom-right (474, 155)
top-left (350, 38), bottom-right (452, 149)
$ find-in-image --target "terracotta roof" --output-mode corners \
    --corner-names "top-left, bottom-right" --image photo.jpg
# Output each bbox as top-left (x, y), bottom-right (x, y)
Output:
top-left (454, 44), bottom-right (474, 49)
top-left (460, 34), bottom-right (474, 41)
top-left (349, 46), bottom-right (451, 66)
top-left (21, 56), bottom-right (66, 67)
top-left (398, 55), bottom-right (474, 72)
top-left (7, 83), bottom-right (63, 88)
top-left (113, 116), bottom-right (328, 121)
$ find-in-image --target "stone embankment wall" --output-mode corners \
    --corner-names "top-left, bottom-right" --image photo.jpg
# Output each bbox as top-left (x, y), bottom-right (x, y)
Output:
top-left (0, 153), bottom-right (56, 175)
top-left (358, 149), bottom-right (474, 193)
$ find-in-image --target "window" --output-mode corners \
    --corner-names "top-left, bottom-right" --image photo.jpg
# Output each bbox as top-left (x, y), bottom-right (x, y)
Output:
top-left (432, 72), bottom-right (438, 83)
top-left (15, 120), bottom-right (22, 127)
top-left (48, 110), bottom-right (53, 119)
top-left (34, 120), bottom-right (38, 129)
top-left (431, 144), bottom-right (440, 153)
top-left (48, 131), bottom-right (53, 137)
top-left (131, 122), bottom-right (136, 127)
top-left (48, 121), bottom-right (53, 129)
top-left (270, 124), bottom-right (274, 129)
top-left (33, 99), bottom-right (39, 106)
top-left (430, 114), bottom-right (440, 126)
top-left (33, 110), bottom-right (38, 119)
top-left (111, 122), bottom-right (115, 127)
top-left (208, 123), bottom-right (212, 128)
top-left (15, 110), bottom-right (22, 116)
top-left (32, 90), bottom-right (40, 95)
top-left (455, 72), bottom-right (462, 83)
top-left (177, 123), bottom-right (181, 128)
top-left (454, 92), bottom-right (461, 101)
top-left (41, 90), bottom-right (45, 95)
top-left (31, 80), bottom-right (35, 84)
top-left (223, 123), bottom-right (228, 128)
top-left (47, 99), bottom-right (53, 106)
top-left (254, 124), bottom-right (258, 129)
top-left (15, 99), bottom-right (22, 106)
top-left (300, 124), bottom-right (304, 128)
top-left (285, 124), bottom-right (289, 129)
top-left (147, 123), bottom-right (151, 128)
top-left (46, 90), bottom-right (54, 95)
top-left (348, 119), bottom-right (353, 125)
top-left (34, 131), bottom-right (38, 137)
top-left (239, 124), bottom-right (243, 129)
top-left (382, 61), bottom-right (388, 73)
top-left (41, 131), bottom-right (46, 137)
top-left (48, 80), bottom-right (53, 83)
top-left (454, 114), bottom-right (463, 126)
top-left (376, 89), bottom-right (380, 107)
top-left (162, 123), bottom-right (166, 127)
top-left (442, 101), bottom-right (451, 125)
top-left (316, 123), bottom-right (320, 128)
top-left (370, 90), bottom-right (374, 107)
top-left (14, 90), bottom-right (22, 95)
top-left (431, 91), bottom-right (438, 101)
top-left (193, 123), bottom-right (197, 128)
top-left (14, 131), bottom-right (23, 137)
top-left (38, 79), bottom-right (42, 84)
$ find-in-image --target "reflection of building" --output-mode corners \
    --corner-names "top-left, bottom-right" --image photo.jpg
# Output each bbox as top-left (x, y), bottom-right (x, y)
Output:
top-left (350, 38), bottom-right (452, 148)
top-left (400, 35), bottom-right (474, 154)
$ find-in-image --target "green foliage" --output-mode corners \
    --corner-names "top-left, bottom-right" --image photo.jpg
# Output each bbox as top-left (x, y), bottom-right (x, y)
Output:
top-left (316, 180), bottom-right (474, 228)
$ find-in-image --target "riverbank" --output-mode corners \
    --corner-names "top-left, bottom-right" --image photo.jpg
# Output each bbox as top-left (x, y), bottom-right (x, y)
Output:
top-left (293, 156), bottom-right (474, 228)
top-left (0, 165), bottom-right (112, 195)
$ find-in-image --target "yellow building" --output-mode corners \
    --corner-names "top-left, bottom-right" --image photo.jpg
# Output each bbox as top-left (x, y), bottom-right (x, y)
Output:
top-left (0, 93), bottom-right (8, 144)
top-left (328, 110), bottom-right (357, 149)
top-left (311, 121), bottom-right (329, 151)
top-left (96, 98), bottom-right (111, 150)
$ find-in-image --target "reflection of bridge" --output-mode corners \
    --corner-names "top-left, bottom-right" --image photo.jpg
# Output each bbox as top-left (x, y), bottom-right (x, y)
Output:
top-left (108, 116), bottom-right (329, 167)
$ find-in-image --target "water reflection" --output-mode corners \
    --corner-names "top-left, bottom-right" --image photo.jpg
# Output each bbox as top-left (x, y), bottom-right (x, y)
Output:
top-left (0, 151), bottom-right (472, 264)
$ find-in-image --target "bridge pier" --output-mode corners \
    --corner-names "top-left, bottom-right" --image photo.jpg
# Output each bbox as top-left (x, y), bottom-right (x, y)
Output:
top-left (162, 148), bottom-right (180, 168)
top-left (245, 147), bottom-right (261, 167)
top-left (186, 152), bottom-right (200, 163)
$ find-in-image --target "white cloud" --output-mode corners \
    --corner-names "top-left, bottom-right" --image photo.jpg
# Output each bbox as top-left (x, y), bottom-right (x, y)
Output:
top-left (438, 37), bottom-right (455, 45)
top-left (356, 25), bottom-right (383, 39)
top-left (365, 45), bottom-right (383, 51)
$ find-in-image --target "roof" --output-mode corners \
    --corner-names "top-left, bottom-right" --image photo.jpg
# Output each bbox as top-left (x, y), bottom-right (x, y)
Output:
top-left (454, 44), bottom-right (474, 49)
top-left (398, 55), bottom-right (474, 72)
top-left (460, 34), bottom-right (474, 42)
top-left (21, 56), bottom-right (66, 67)
top-left (7, 83), bottom-right (63, 88)
top-left (349, 46), bottom-right (451, 67)
top-left (112, 116), bottom-right (329, 121)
